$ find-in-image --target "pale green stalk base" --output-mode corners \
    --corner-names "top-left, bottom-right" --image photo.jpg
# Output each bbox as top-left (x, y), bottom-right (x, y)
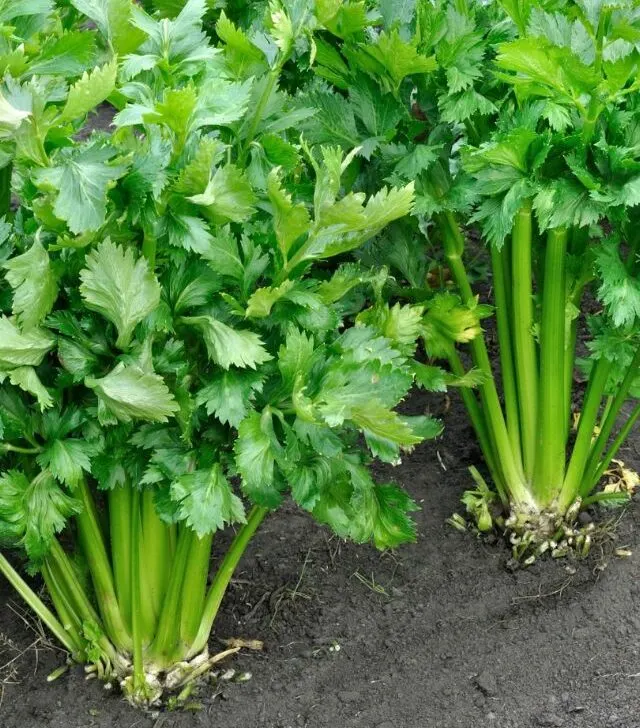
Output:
top-left (0, 485), bottom-right (270, 707)
top-left (439, 212), bottom-right (639, 560)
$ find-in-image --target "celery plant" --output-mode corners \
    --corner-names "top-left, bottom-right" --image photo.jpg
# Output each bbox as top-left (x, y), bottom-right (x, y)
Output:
top-left (0, 0), bottom-right (441, 705)
top-left (306, 0), bottom-right (640, 556)
top-left (438, 0), bottom-right (640, 553)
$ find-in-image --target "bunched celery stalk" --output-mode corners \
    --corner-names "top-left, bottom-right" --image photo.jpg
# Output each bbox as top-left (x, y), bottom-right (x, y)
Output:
top-left (433, 192), bottom-right (639, 557)
top-left (301, 0), bottom-right (640, 556)
top-left (424, 0), bottom-right (640, 554)
top-left (437, 207), bottom-right (637, 536)
top-left (0, 0), bottom-right (442, 706)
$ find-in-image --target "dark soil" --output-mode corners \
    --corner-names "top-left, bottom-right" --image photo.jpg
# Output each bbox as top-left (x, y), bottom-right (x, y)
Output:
top-left (0, 389), bottom-right (639, 728)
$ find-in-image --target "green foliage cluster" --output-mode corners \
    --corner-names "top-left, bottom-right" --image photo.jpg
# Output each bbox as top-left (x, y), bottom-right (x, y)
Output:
top-left (302, 0), bottom-right (640, 549)
top-left (0, 0), bottom-right (443, 703)
top-left (0, 0), bottom-right (639, 707)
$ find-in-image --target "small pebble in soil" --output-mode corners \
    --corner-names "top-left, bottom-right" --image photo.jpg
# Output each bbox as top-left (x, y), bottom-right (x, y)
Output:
top-left (474, 671), bottom-right (498, 697)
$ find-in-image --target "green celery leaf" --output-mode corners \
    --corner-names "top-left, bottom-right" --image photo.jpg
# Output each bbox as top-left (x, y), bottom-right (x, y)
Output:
top-left (245, 280), bottom-right (295, 318)
top-left (311, 470), bottom-right (354, 539)
top-left (171, 464), bottom-right (246, 537)
top-left (412, 362), bottom-right (449, 392)
top-left (0, 91), bottom-right (30, 133)
top-left (216, 11), bottom-right (267, 78)
top-left (401, 415), bottom-right (443, 440)
top-left (351, 400), bottom-right (423, 462)
top-left (0, 389), bottom-right (31, 440)
top-left (166, 213), bottom-right (214, 256)
top-left (192, 77), bottom-right (253, 129)
top-left (59, 59), bottom-right (118, 123)
top-left (349, 463), bottom-right (419, 549)
top-left (3, 240), bottom-right (58, 330)
top-left (37, 439), bottom-right (94, 487)
top-left (596, 237), bottom-right (640, 327)
top-left (234, 409), bottom-right (283, 507)
top-left (145, 87), bottom-right (198, 139)
top-left (173, 138), bottom-right (225, 196)
top-left (317, 263), bottom-right (382, 304)
top-left (298, 89), bottom-right (360, 148)
top-left (5, 367), bottom-right (53, 410)
top-left (169, 263), bottom-right (221, 314)
top-left (356, 302), bottom-right (424, 356)
top-left (495, 37), bottom-right (598, 99)
top-left (33, 145), bottom-right (126, 235)
top-left (267, 169), bottom-right (311, 258)
top-left (86, 363), bottom-right (179, 423)
top-left (294, 418), bottom-right (343, 457)
top-left (0, 0), bottom-right (53, 23)
top-left (195, 368), bottom-right (264, 427)
top-left (0, 470), bottom-right (81, 562)
top-left (27, 30), bottom-right (98, 76)
top-left (533, 179), bottom-right (603, 231)
top-left (79, 239), bottom-right (161, 349)
top-left (286, 453), bottom-right (335, 511)
top-left (200, 226), bottom-right (244, 280)
top-left (379, 0), bottom-right (416, 28)
top-left (70, 0), bottom-right (145, 55)
top-left (278, 328), bottom-right (317, 392)
top-left (334, 326), bottom-right (405, 367)
top-left (345, 29), bottom-right (436, 91)
top-left (422, 293), bottom-right (487, 358)
top-left (0, 317), bottom-right (55, 368)
top-left (183, 316), bottom-right (272, 370)
top-left (187, 165), bottom-right (256, 225)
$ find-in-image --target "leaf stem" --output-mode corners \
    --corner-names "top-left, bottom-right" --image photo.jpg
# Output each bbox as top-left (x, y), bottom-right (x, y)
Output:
top-left (141, 488), bottom-right (172, 639)
top-left (48, 540), bottom-right (103, 627)
top-left (188, 505), bottom-right (268, 658)
top-left (559, 356), bottom-right (612, 509)
top-left (149, 526), bottom-right (192, 664)
top-left (436, 212), bottom-right (531, 508)
top-left (491, 242), bottom-right (521, 465)
top-left (0, 552), bottom-right (76, 653)
top-left (532, 228), bottom-right (568, 504)
top-left (582, 9), bottom-right (610, 142)
top-left (142, 227), bottom-right (157, 269)
top-left (108, 485), bottom-right (132, 632)
top-left (0, 443), bottom-right (42, 454)
top-left (239, 65), bottom-right (282, 165)
top-left (447, 345), bottom-right (507, 503)
top-left (178, 532), bottom-right (213, 657)
top-left (130, 488), bottom-right (145, 693)
top-left (41, 560), bottom-right (84, 653)
top-left (511, 200), bottom-right (538, 482)
top-left (588, 403), bottom-right (640, 490)
top-left (564, 285), bottom-right (586, 440)
top-left (583, 346), bottom-right (640, 488)
top-left (75, 478), bottom-right (131, 651)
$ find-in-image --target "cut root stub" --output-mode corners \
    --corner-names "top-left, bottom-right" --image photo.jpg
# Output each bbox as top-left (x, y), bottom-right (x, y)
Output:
top-left (114, 646), bottom-right (244, 709)
top-left (505, 499), bottom-right (596, 565)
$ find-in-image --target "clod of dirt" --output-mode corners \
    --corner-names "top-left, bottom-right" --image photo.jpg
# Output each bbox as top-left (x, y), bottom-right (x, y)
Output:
top-left (536, 713), bottom-right (565, 727)
top-left (473, 671), bottom-right (498, 697)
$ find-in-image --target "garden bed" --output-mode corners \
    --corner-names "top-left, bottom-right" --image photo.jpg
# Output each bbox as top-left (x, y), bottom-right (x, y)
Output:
top-left (1, 389), bottom-right (638, 728)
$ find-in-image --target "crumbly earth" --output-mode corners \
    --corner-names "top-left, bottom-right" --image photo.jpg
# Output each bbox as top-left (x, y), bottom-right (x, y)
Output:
top-left (0, 387), bottom-right (639, 728)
